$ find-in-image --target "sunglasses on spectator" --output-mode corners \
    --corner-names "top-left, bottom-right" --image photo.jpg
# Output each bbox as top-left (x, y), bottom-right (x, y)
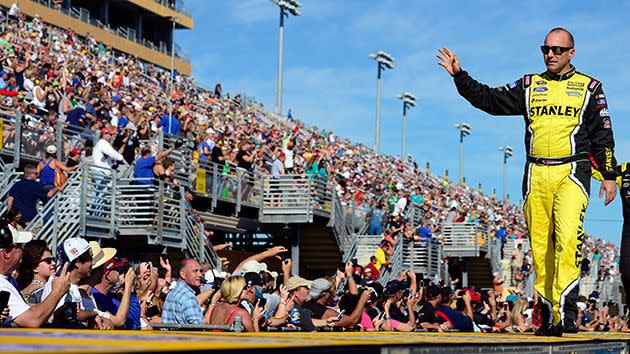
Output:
top-left (39, 257), bottom-right (56, 265)
top-left (540, 45), bottom-right (573, 55)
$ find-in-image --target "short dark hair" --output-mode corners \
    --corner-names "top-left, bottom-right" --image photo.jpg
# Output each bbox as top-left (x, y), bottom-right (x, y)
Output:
top-left (548, 27), bottom-right (574, 47)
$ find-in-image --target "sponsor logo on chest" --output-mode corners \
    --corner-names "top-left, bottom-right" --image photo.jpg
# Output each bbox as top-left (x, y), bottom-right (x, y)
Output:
top-left (529, 105), bottom-right (581, 118)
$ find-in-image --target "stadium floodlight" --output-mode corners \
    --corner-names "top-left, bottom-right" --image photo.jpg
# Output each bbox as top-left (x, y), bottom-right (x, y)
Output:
top-left (271, 0), bottom-right (302, 116)
top-left (455, 122), bottom-right (472, 183)
top-left (397, 92), bottom-right (417, 160)
top-left (369, 50), bottom-right (395, 153)
top-left (499, 145), bottom-right (514, 202)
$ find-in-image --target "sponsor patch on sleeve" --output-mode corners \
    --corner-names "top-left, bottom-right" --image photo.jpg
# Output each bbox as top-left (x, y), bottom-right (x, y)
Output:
top-left (602, 117), bottom-right (612, 128)
top-left (600, 108), bottom-right (610, 117)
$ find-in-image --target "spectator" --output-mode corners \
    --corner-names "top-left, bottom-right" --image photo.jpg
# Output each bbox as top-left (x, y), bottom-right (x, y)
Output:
top-left (435, 287), bottom-right (474, 332)
top-left (363, 256), bottom-right (381, 281)
top-left (159, 111), bottom-right (180, 136)
top-left (93, 127), bottom-right (125, 171)
top-left (510, 244), bottom-right (523, 286)
top-left (41, 237), bottom-right (113, 329)
top-left (36, 145), bottom-right (78, 190)
top-left (162, 258), bottom-right (204, 325)
top-left (17, 240), bottom-right (55, 305)
top-left (209, 275), bottom-right (265, 332)
top-left (133, 145), bottom-right (175, 186)
top-left (0, 220), bottom-right (71, 327)
top-left (112, 122), bottom-right (140, 166)
top-left (286, 276), bottom-right (316, 331)
top-left (7, 164), bottom-right (61, 225)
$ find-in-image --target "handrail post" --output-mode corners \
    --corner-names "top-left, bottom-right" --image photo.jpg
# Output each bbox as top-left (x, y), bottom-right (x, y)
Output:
top-left (14, 110), bottom-right (22, 165)
top-left (110, 169), bottom-right (117, 238)
top-left (55, 118), bottom-right (63, 161)
top-left (179, 187), bottom-right (186, 249)
top-left (157, 182), bottom-right (165, 245)
top-left (52, 197), bottom-right (60, 251)
top-left (211, 163), bottom-right (218, 210)
top-left (198, 219), bottom-right (206, 263)
top-left (259, 174), bottom-right (265, 211)
top-left (80, 166), bottom-right (88, 235)
top-left (235, 169), bottom-right (242, 215)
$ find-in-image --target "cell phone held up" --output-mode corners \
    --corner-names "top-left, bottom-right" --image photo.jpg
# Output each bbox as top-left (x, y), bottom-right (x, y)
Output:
top-left (0, 290), bottom-right (10, 312)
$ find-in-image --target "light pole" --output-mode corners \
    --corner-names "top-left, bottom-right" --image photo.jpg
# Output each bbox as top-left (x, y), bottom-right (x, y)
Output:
top-left (499, 146), bottom-right (513, 202)
top-left (397, 92), bottom-right (416, 159)
top-left (271, 0), bottom-right (301, 116)
top-left (168, 16), bottom-right (177, 132)
top-left (454, 122), bottom-right (472, 183)
top-left (369, 50), bottom-right (394, 153)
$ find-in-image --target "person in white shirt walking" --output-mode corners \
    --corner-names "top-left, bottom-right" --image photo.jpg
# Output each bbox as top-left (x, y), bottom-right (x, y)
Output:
top-left (91, 127), bottom-right (125, 216)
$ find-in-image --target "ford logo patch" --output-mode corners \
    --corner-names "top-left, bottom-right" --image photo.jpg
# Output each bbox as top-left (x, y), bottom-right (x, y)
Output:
top-left (534, 87), bottom-right (548, 92)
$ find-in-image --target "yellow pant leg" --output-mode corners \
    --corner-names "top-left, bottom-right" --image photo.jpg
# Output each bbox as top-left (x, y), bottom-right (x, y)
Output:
top-left (551, 163), bottom-right (589, 325)
top-left (523, 163), bottom-right (556, 325)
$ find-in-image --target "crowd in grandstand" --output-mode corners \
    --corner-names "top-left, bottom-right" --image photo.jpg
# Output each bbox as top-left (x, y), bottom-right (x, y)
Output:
top-left (0, 5), bottom-right (625, 333)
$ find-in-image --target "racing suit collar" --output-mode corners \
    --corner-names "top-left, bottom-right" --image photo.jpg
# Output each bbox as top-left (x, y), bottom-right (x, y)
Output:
top-left (543, 65), bottom-right (576, 81)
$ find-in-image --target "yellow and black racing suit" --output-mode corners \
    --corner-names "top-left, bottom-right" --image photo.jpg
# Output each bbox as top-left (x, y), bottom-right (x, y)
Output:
top-left (453, 65), bottom-right (616, 326)
top-left (592, 162), bottom-right (630, 304)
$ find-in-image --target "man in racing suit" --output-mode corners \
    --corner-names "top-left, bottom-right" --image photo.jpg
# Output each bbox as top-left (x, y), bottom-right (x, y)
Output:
top-left (437, 28), bottom-right (618, 336)
top-left (592, 162), bottom-right (630, 307)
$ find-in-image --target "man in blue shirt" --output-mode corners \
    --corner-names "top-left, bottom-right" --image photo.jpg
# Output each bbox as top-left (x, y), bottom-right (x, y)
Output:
top-left (159, 112), bottom-right (181, 136)
top-left (162, 259), bottom-right (204, 324)
top-left (434, 287), bottom-right (474, 332)
top-left (7, 164), bottom-right (60, 225)
top-left (133, 145), bottom-right (176, 185)
top-left (92, 258), bottom-right (141, 330)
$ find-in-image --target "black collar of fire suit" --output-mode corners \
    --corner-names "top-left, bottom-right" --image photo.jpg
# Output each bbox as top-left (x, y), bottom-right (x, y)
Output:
top-left (542, 65), bottom-right (576, 81)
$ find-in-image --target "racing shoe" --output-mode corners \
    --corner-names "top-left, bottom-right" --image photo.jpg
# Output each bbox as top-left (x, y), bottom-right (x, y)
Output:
top-left (562, 320), bottom-right (579, 334)
top-left (535, 323), bottom-right (557, 336)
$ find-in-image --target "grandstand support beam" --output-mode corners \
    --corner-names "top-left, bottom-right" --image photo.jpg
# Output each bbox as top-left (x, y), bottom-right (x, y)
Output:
top-left (290, 226), bottom-right (301, 276)
top-left (14, 110), bottom-right (22, 165)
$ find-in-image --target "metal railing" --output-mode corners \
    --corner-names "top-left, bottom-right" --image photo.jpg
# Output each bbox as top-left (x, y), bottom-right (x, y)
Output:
top-left (153, 0), bottom-right (193, 18)
top-left (379, 236), bottom-right (404, 285)
top-left (404, 203), bottom-right (424, 228)
top-left (402, 238), bottom-right (442, 279)
top-left (194, 160), bottom-right (261, 213)
top-left (0, 163), bottom-right (20, 217)
top-left (440, 222), bottom-right (488, 258)
top-left (32, 0), bottom-right (191, 63)
top-left (26, 168), bottom-right (82, 250)
top-left (259, 175), bottom-right (333, 222)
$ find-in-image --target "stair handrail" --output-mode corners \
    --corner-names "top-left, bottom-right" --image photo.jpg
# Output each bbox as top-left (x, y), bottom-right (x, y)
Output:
top-left (0, 164), bottom-right (21, 217)
top-left (26, 167), bottom-right (83, 250)
top-left (379, 236), bottom-right (404, 285)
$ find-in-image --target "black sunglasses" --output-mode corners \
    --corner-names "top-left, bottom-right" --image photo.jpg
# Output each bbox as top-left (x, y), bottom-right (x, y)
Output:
top-left (39, 257), bottom-right (56, 265)
top-left (540, 45), bottom-right (573, 55)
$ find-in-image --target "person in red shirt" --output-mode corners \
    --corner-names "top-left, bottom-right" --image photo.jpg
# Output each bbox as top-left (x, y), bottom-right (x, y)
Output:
top-left (363, 256), bottom-right (380, 281)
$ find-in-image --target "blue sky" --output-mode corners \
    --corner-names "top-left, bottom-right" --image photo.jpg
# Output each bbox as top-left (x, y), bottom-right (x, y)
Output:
top-left (178, 0), bottom-right (630, 245)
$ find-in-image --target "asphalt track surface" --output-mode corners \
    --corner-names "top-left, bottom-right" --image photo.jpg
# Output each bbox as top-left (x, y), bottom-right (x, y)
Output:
top-left (0, 329), bottom-right (629, 354)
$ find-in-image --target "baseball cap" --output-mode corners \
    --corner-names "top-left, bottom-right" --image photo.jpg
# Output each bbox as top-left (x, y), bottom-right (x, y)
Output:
top-left (279, 152), bottom-right (286, 158)
top-left (46, 145), bottom-right (57, 154)
top-left (309, 278), bottom-right (332, 300)
top-left (70, 148), bottom-right (81, 156)
top-left (56, 237), bottom-right (91, 264)
top-left (384, 280), bottom-right (406, 296)
top-left (240, 260), bottom-right (268, 274)
top-left (365, 282), bottom-right (384, 302)
top-left (125, 122), bottom-right (137, 131)
top-left (243, 272), bottom-right (264, 287)
top-left (103, 258), bottom-right (125, 273)
top-left (0, 221), bottom-right (33, 249)
top-left (89, 241), bottom-right (116, 269)
top-left (100, 127), bottom-right (112, 135)
top-left (286, 276), bottom-right (312, 291)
